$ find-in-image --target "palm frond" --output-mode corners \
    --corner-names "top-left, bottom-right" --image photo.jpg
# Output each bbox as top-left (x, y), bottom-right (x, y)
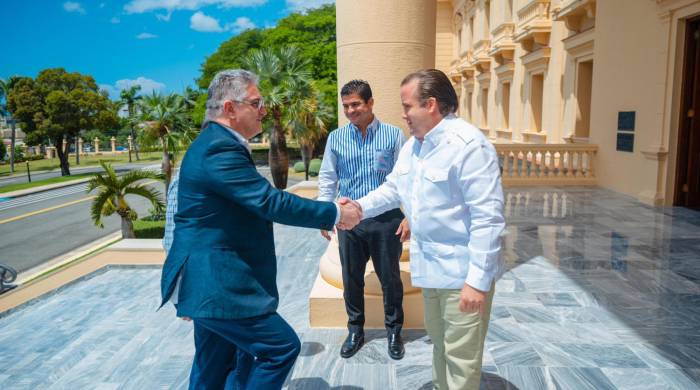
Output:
top-left (90, 190), bottom-right (115, 228)
top-left (123, 185), bottom-right (165, 212)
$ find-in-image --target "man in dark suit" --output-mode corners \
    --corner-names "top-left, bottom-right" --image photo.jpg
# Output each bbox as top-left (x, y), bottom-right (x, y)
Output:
top-left (160, 69), bottom-right (361, 390)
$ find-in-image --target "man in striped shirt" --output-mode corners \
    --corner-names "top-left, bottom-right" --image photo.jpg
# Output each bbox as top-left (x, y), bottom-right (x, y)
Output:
top-left (318, 80), bottom-right (410, 360)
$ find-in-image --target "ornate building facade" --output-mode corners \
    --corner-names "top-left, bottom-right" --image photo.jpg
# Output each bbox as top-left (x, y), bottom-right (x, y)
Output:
top-left (337, 0), bottom-right (700, 209)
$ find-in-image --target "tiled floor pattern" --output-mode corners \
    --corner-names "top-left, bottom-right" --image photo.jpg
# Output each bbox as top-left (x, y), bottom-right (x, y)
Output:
top-left (1, 187), bottom-right (700, 389)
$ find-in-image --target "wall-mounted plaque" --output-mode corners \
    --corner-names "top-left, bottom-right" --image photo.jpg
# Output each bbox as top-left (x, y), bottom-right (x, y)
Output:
top-left (617, 111), bottom-right (635, 131)
top-left (616, 133), bottom-right (634, 152)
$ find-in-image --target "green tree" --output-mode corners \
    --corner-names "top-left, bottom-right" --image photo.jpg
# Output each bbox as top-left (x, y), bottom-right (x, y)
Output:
top-left (7, 68), bottom-right (118, 176)
top-left (196, 5), bottom-right (338, 129)
top-left (119, 85), bottom-right (143, 161)
top-left (138, 92), bottom-right (196, 193)
top-left (244, 46), bottom-right (314, 189)
top-left (88, 161), bottom-right (164, 238)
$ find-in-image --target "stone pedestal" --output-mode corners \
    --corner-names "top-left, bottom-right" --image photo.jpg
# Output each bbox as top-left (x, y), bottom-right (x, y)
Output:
top-left (111, 137), bottom-right (116, 154)
top-left (309, 236), bottom-right (424, 329)
top-left (287, 181), bottom-right (425, 329)
top-left (94, 137), bottom-right (100, 154)
top-left (78, 138), bottom-right (84, 156)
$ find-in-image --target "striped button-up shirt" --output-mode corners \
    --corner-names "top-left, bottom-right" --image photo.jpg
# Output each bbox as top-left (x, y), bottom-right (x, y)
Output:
top-left (318, 117), bottom-right (405, 202)
top-left (162, 169), bottom-right (180, 253)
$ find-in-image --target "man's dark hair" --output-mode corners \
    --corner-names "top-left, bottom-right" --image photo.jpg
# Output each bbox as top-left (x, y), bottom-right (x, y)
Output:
top-left (340, 80), bottom-right (373, 103)
top-left (401, 69), bottom-right (458, 116)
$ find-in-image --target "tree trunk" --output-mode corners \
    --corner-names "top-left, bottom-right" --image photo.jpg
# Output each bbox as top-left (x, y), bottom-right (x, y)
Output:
top-left (120, 216), bottom-right (135, 238)
top-left (55, 136), bottom-right (71, 176)
top-left (301, 142), bottom-right (313, 181)
top-left (162, 136), bottom-right (171, 201)
top-left (269, 108), bottom-right (289, 189)
top-left (9, 121), bottom-right (15, 174)
top-left (75, 137), bottom-right (80, 165)
top-left (130, 128), bottom-right (140, 160)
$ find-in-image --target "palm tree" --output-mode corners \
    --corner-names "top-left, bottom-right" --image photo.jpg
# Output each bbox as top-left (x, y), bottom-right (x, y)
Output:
top-left (288, 91), bottom-right (333, 180)
top-left (244, 46), bottom-right (314, 189)
top-left (138, 92), bottom-right (196, 194)
top-left (88, 161), bottom-right (165, 238)
top-left (120, 85), bottom-right (143, 161)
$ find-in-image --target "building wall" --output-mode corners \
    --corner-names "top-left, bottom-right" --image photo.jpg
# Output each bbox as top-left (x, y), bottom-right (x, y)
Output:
top-left (589, 0), bottom-right (667, 203)
top-left (438, 0), bottom-right (700, 205)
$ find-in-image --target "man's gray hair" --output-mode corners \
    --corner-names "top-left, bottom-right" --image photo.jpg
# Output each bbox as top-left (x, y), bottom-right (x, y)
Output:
top-left (205, 69), bottom-right (259, 122)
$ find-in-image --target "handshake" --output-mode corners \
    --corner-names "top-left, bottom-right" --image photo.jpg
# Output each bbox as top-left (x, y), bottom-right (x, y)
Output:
top-left (321, 197), bottom-right (362, 240)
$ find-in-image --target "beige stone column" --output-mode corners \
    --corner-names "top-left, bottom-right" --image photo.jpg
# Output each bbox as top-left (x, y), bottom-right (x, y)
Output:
top-left (336, 0), bottom-right (437, 134)
top-left (94, 137), bottom-right (100, 154)
top-left (111, 137), bottom-right (116, 154)
top-left (127, 135), bottom-right (133, 152)
top-left (78, 138), bottom-right (84, 156)
top-left (62, 138), bottom-right (68, 154)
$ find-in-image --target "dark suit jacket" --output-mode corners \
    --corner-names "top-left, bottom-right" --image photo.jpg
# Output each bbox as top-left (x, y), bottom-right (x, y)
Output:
top-left (160, 121), bottom-right (336, 319)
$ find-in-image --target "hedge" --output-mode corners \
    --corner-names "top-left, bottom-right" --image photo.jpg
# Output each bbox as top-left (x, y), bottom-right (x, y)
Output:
top-left (133, 219), bottom-right (165, 239)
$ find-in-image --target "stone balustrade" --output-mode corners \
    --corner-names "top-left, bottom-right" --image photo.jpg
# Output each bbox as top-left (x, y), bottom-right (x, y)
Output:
top-left (495, 143), bottom-right (598, 186)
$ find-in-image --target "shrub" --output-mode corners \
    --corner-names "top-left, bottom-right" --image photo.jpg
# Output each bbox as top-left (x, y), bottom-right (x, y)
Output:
top-left (308, 158), bottom-right (322, 177)
top-left (133, 219), bottom-right (165, 238)
top-left (293, 161), bottom-right (305, 173)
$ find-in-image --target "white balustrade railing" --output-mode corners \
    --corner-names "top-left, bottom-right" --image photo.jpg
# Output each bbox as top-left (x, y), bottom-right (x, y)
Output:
top-left (495, 143), bottom-right (598, 186)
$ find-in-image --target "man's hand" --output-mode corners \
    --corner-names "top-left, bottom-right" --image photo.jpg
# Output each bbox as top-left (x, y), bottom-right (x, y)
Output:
top-left (320, 229), bottom-right (334, 241)
top-left (459, 283), bottom-right (488, 315)
top-left (395, 218), bottom-right (411, 242)
top-left (336, 197), bottom-right (362, 230)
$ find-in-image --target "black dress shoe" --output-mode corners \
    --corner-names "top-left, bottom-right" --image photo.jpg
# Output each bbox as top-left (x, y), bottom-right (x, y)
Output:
top-left (387, 332), bottom-right (405, 360)
top-left (340, 332), bottom-right (364, 358)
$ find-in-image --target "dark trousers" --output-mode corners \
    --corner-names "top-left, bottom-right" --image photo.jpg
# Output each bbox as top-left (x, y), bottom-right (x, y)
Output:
top-left (337, 208), bottom-right (404, 334)
top-left (189, 313), bottom-right (301, 390)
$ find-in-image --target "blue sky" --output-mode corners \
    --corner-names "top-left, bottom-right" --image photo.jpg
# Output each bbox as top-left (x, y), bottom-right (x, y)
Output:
top-left (1, 0), bottom-right (334, 99)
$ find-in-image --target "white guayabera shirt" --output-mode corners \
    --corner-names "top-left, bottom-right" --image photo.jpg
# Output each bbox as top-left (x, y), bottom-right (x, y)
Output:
top-left (357, 114), bottom-right (506, 291)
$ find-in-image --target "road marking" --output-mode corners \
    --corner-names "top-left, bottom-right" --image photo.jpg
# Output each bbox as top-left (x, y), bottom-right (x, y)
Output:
top-left (0, 180), bottom-right (159, 225)
top-left (0, 197), bottom-right (95, 225)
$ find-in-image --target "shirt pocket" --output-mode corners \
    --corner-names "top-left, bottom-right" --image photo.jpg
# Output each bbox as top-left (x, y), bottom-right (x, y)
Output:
top-left (423, 168), bottom-right (452, 204)
top-left (373, 148), bottom-right (395, 172)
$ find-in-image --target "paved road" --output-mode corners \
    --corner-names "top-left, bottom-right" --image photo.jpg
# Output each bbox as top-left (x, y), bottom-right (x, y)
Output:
top-left (0, 167), bottom-right (302, 274)
top-left (0, 162), bottom-right (160, 187)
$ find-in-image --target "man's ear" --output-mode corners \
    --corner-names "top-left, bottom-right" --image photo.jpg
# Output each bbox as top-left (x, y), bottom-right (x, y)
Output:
top-left (427, 97), bottom-right (439, 114)
top-left (367, 97), bottom-right (374, 109)
top-left (223, 100), bottom-right (236, 118)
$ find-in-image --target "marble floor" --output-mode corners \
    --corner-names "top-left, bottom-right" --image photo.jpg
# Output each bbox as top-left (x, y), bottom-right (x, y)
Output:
top-left (2, 187), bottom-right (700, 389)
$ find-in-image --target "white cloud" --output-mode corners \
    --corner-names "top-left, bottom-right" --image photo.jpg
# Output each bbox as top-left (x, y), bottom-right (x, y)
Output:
top-left (100, 77), bottom-right (166, 101)
top-left (116, 77), bottom-right (166, 94)
top-left (190, 11), bottom-right (223, 32)
top-left (190, 12), bottom-right (256, 34)
top-left (124, 0), bottom-right (267, 14)
top-left (110, 17), bottom-right (121, 23)
top-left (63, 1), bottom-right (86, 14)
top-left (286, 0), bottom-right (334, 12)
top-left (156, 13), bottom-right (171, 21)
top-left (136, 32), bottom-right (158, 39)
top-left (226, 16), bottom-right (256, 33)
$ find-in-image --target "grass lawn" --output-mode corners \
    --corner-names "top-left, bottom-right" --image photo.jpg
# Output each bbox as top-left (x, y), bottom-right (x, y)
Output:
top-left (0, 152), bottom-right (162, 177)
top-left (0, 172), bottom-right (97, 193)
